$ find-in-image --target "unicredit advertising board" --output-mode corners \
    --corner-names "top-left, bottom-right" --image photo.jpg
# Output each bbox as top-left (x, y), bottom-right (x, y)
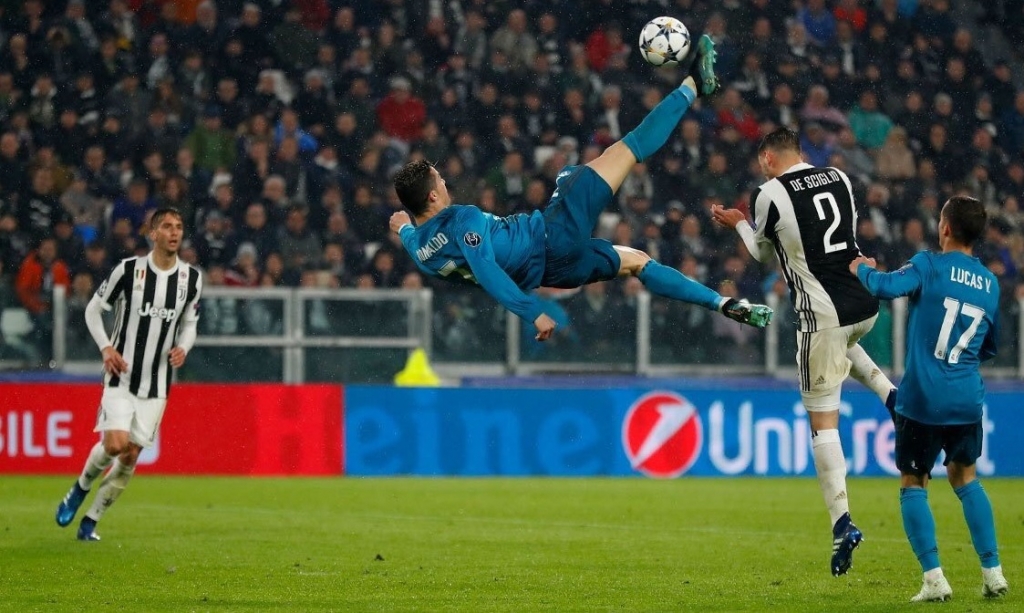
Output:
top-left (345, 385), bottom-right (1023, 477)
top-left (0, 383), bottom-right (342, 475)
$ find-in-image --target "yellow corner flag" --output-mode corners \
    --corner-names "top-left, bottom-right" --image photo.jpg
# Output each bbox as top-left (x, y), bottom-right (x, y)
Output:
top-left (394, 348), bottom-right (441, 387)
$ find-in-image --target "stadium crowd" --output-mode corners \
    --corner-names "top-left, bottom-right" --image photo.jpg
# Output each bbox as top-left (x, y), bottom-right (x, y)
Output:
top-left (1, 0), bottom-right (1023, 365)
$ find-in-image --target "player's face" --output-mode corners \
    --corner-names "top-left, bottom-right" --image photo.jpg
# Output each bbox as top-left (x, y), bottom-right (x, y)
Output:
top-left (430, 167), bottom-right (450, 206)
top-left (151, 213), bottom-right (184, 254)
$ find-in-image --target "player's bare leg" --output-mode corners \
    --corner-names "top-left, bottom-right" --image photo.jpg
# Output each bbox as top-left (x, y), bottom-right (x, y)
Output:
top-left (614, 246), bottom-right (773, 328)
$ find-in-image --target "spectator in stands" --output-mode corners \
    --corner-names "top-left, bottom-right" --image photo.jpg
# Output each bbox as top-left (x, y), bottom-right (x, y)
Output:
top-left (270, 137), bottom-right (305, 199)
top-left (294, 70), bottom-right (335, 137)
top-left (566, 280), bottom-right (628, 356)
top-left (835, 127), bottom-right (875, 185)
top-left (875, 127), bottom-right (917, 183)
top-left (274, 107), bottom-right (318, 154)
top-left (485, 151), bottom-right (529, 212)
top-left (717, 87), bottom-right (761, 143)
top-left (986, 60), bottom-right (1016, 116)
top-left (225, 242), bottom-right (261, 287)
top-left (272, 6), bottom-right (319, 77)
top-left (799, 0), bottom-right (837, 46)
top-left (320, 241), bottom-right (352, 287)
top-left (366, 248), bottom-right (402, 288)
top-left (848, 89), bottom-right (893, 149)
top-left (999, 92), bottom-right (1024, 158)
top-left (111, 178), bottom-right (155, 235)
top-left (193, 209), bottom-right (233, 268)
top-left (186, 105), bottom-right (236, 173)
top-left (277, 205), bottom-right (321, 276)
top-left (232, 201), bottom-right (276, 261)
top-left (491, 9), bottom-right (538, 74)
top-left (18, 167), bottom-right (62, 244)
top-left (15, 236), bottom-right (70, 363)
top-left (922, 123), bottom-right (963, 186)
top-left (322, 8), bottom-right (358, 70)
top-left (74, 242), bottom-right (109, 289)
top-left (376, 76), bottom-right (426, 148)
top-left (802, 85), bottom-right (849, 133)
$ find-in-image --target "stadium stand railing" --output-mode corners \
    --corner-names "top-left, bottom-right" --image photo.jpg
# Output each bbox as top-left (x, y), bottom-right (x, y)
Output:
top-left (2, 287), bottom-right (1015, 383)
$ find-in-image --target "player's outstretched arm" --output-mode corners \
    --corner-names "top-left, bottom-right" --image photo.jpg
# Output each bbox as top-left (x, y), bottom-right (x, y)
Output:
top-left (712, 203), bottom-right (774, 263)
top-left (850, 254), bottom-right (924, 299)
top-left (455, 208), bottom-right (550, 337)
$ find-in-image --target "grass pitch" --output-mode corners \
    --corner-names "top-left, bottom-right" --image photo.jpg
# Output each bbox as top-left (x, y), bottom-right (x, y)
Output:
top-left (1, 477), bottom-right (1021, 612)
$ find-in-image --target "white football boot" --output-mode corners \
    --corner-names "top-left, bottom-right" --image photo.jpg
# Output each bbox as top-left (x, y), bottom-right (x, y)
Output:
top-left (911, 569), bottom-right (953, 602)
top-left (982, 565), bottom-right (1008, 598)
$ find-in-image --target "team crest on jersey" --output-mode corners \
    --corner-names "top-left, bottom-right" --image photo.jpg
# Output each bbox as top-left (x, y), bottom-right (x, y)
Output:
top-left (177, 285), bottom-right (187, 301)
top-left (463, 232), bottom-right (482, 247)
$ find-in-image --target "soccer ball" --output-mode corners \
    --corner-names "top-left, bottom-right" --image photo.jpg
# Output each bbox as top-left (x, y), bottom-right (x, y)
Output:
top-left (638, 16), bottom-right (691, 67)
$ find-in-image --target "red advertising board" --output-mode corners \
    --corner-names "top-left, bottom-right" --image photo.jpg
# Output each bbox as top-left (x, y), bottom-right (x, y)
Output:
top-left (0, 384), bottom-right (344, 475)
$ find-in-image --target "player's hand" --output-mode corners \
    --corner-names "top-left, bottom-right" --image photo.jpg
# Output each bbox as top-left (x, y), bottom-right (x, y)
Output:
top-left (534, 314), bottom-right (557, 342)
top-left (389, 211), bottom-right (412, 234)
top-left (168, 347), bottom-right (188, 368)
top-left (849, 256), bottom-right (877, 275)
top-left (711, 204), bottom-right (746, 229)
top-left (101, 346), bottom-right (128, 375)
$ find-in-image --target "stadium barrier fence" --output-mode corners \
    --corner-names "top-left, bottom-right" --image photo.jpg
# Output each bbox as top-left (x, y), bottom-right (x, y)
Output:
top-left (10, 288), bottom-right (1017, 382)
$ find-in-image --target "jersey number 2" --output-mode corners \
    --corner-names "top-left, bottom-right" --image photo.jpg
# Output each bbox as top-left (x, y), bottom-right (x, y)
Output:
top-left (935, 297), bottom-right (985, 364)
top-left (812, 193), bottom-right (848, 253)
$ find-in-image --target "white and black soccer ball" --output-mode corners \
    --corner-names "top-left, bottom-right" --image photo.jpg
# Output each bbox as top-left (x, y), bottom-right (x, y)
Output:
top-left (638, 16), bottom-right (691, 67)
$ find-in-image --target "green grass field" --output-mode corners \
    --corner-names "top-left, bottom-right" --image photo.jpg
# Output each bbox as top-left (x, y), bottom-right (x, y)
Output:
top-left (1, 477), bottom-right (1021, 612)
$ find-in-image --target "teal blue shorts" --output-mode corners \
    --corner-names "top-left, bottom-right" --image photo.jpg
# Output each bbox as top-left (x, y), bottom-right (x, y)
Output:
top-left (540, 165), bottom-right (621, 288)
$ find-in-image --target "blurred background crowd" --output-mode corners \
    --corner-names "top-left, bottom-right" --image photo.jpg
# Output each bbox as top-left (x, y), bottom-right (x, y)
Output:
top-left (1, 0), bottom-right (1023, 367)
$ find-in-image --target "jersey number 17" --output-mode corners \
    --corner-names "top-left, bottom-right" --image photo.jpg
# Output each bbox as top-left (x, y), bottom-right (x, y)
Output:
top-left (934, 297), bottom-right (985, 364)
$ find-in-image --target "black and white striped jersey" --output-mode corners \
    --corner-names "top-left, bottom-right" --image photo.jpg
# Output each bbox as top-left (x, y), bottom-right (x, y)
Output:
top-left (743, 163), bottom-right (878, 332)
top-left (93, 254), bottom-right (203, 398)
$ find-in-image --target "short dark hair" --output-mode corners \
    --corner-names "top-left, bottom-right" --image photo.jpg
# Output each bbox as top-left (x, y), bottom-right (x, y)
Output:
top-left (393, 160), bottom-right (436, 216)
top-left (942, 196), bottom-right (986, 247)
top-left (758, 127), bottom-right (801, 154)
top-left (150, 207), bottom-right (183, 229)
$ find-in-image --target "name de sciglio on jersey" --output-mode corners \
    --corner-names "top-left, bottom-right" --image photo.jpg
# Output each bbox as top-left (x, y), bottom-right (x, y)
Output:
top-left (788, 169), bottom-right (841, 191)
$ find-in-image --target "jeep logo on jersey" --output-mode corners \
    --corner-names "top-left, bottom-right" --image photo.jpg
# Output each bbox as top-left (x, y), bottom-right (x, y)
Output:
top-left (138, 302), bottom-right (177, 322)
top-left (622, 391), bottom-right (703, 479)
top-left (463, 232), bottom-right (482, 247)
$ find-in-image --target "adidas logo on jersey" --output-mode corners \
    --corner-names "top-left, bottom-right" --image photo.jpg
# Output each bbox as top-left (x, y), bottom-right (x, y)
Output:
top-left (137, 302), bottom-right (177, 322)
top-left (815, 375), bottom-right (826, 386)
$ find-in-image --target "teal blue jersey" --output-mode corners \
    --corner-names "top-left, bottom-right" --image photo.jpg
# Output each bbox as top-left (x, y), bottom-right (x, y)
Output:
top-left (399, 205), bottom-right (548, 322)
top-left (857, 251), bottom-right (999, 425)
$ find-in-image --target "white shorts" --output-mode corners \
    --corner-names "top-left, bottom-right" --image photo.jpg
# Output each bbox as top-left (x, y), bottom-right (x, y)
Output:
top-left (796, 315), bottom-right (877, 412)
top-left (94, 387), bottom-right (168, 448)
